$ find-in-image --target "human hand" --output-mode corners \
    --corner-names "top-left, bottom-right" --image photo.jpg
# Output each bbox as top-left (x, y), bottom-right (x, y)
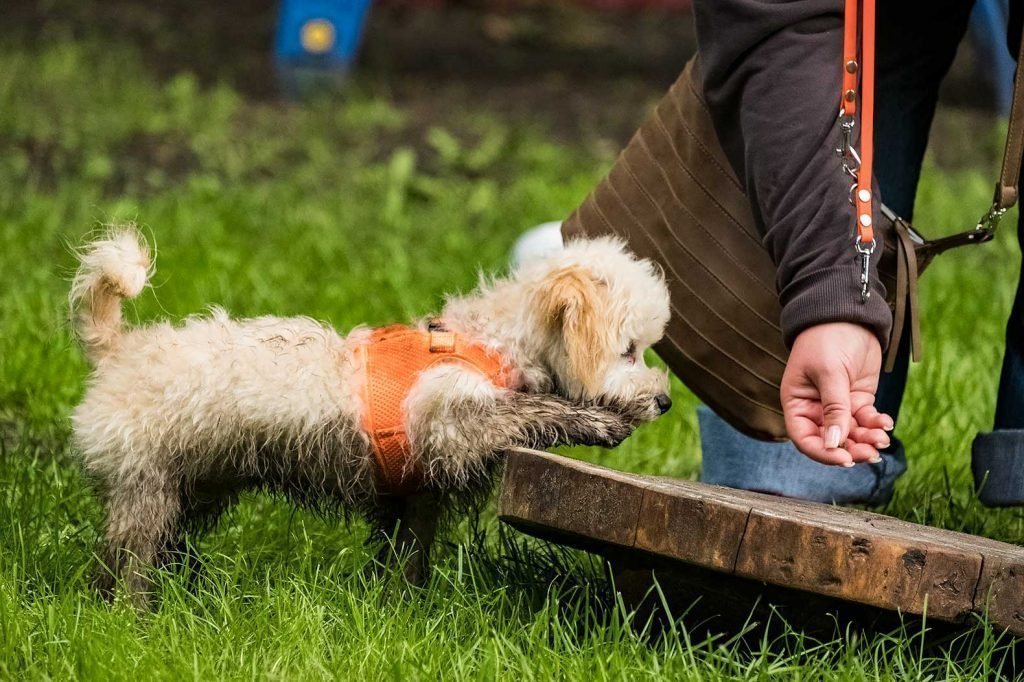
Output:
top-left (780, 323), bottom-right (895, 466)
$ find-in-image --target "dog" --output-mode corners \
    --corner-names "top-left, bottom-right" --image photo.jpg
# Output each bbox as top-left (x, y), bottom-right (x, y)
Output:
top-left (69, 226), bottom-right (671, 605)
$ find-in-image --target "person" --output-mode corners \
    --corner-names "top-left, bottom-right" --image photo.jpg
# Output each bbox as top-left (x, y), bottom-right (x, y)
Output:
top-left (515, 0), bottom-right (1024, 506)
top-left (692, 0), bottom-right (1024, 506)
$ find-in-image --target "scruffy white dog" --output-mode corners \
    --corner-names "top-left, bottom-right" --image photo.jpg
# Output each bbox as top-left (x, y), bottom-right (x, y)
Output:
top-left (70, 227), bottom-right (671, 604)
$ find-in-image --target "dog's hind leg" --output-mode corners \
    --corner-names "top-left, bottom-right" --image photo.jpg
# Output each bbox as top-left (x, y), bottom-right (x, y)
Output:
top-left (369, 492), bottom-right (440, 586)
top-left (167, 490), bottom-right (237, 590)
top-left (94, 468), bottom-right (183, 609)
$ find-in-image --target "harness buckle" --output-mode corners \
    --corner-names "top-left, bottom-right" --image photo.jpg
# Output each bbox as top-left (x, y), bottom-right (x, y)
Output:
top-left (427, 319), bottom-right (456, 353)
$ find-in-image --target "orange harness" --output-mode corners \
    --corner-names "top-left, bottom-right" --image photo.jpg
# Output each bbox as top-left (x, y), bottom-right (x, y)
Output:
top-left (355, 321), bottom-right (510, 495)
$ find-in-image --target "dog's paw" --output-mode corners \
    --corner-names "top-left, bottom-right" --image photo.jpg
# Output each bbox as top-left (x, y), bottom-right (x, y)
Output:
top-left (575, 410), bottom-right (636, 448)
top-left (612, 395), bottom-right (664, 426)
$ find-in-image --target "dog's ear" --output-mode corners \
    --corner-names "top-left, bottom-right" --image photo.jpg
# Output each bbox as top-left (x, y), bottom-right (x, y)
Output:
top-left (538, 265), bottom-right (609, 395)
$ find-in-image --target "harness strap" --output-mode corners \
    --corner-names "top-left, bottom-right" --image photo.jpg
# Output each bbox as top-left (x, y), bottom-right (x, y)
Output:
top-left (359, 320), bottom-right (509, 495)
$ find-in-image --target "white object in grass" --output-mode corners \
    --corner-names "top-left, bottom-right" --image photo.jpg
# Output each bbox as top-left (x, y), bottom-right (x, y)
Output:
top-left (511, 221), bottom-right (564, 270)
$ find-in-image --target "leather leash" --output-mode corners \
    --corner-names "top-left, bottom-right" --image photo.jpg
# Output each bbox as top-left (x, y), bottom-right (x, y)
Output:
top-left (839, 0), bottom-right (876, 302)
top-left (839, 0), bottom-right (1024, 306)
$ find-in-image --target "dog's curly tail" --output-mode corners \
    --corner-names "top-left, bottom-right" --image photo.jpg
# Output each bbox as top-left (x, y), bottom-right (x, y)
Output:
top-left (70, 225), bottom-right (151, 363)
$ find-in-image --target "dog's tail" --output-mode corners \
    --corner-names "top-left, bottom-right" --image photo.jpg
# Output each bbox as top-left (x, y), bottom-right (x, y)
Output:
top-left (70, 226), bottom-right (152, 363)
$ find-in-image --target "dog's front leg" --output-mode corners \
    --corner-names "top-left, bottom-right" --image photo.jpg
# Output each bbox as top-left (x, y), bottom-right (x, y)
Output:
top-left (370, 492), bottom-right (440, 586)
top-left (408, 367), bottom-right (647, 482)
top-left (485, 391), bottom-right (645, 449)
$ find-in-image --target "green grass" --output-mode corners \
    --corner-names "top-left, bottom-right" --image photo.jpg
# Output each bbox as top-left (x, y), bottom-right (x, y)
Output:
top-left (2, 35), bottom-right (1024, 680)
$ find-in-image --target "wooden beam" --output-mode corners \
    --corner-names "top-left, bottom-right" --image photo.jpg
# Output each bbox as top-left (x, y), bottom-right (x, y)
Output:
top-left (498, 448), bottom-right (1024, 636)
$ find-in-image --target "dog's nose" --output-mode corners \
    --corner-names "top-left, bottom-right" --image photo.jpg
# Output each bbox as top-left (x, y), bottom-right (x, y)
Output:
top-left (655, 394), bottom-right (672, 414)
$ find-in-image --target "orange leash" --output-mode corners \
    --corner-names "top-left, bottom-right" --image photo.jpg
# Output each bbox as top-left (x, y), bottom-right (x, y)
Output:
top-left (839, 0), bottom-right (876, 301)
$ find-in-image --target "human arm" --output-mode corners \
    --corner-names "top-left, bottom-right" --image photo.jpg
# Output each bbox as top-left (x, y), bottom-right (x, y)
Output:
top-left (692, 0), bottom-right (895, 462)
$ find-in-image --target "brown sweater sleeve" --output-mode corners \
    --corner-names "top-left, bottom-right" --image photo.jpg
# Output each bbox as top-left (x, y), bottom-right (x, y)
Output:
top-left (692, 0), bottom-right (892, 348)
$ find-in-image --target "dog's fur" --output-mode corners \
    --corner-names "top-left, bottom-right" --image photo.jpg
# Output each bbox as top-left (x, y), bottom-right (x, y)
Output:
top-left (69, 227), bottom-right (671, 604)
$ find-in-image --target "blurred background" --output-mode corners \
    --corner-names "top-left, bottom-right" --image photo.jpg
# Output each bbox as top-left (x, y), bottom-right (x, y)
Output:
top-left (5, 0), bottom-right (1015, 145)
top-left (2, 1), bottom-right (1024, 677)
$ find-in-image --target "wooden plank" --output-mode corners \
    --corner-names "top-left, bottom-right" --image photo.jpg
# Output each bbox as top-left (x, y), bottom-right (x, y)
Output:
top-left (607, 556), bottom-right (932, 640)
top-left (732, 508), bottom-right (981, 622)
top-left (498, 448), bottom-right (1024, 636)
top-left (632, 478), bottom-right (749, 572)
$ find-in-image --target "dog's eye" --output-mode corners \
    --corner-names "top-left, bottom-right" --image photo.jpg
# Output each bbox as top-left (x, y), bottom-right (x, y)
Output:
top-left (622, 341), bottom-right (637, 363)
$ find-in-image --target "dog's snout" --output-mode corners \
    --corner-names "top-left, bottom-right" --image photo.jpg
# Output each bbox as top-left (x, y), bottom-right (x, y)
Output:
top-left (655, 394), bottom-right (672, 414)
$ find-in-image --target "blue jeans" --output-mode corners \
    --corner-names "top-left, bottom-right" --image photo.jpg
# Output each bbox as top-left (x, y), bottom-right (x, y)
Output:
top-left (701, 1), bottom-right (1024, 505)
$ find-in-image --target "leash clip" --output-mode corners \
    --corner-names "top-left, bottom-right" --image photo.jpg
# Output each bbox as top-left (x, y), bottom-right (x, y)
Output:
top-left (836, 113), bottom-right (860, 179)
top-left (973, 202), bottom-right (1006, 242)
top-left (855, 236), bottom-right (875, 303)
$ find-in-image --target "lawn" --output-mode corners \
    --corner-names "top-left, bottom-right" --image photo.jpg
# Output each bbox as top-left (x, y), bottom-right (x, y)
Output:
top-left (1, 17), bottom-right (1023, 680)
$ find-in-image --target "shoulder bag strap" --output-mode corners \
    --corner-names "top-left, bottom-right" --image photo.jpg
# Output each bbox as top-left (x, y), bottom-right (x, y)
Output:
top-left (935, 32), bottom-right (1024, 250)
top-left (893, 34), bottom-right (1024, 259)
top-left (996, 33), bottom-right (1024, 212)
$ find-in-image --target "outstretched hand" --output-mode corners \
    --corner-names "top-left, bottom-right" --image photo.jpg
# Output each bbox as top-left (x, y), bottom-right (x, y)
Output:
top-left (780, 323), bottom-right (894, 466)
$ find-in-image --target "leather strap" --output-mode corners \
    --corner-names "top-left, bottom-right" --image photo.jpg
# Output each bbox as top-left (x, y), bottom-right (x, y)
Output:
top-left (842, 0), bottom-right (876, 246)
top-left (997, 33), bottom-right (1024, 210)
top-left (841, 0), bottom-right (859, 116)
top-left (885, 219), bottom-right (922, 372)
top-left (885, 234), bottom-right (908, 373)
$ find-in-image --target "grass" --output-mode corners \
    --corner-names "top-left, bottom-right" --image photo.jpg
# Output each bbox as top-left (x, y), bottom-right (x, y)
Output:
top-left (2, 31), bottom-right (1024, 680)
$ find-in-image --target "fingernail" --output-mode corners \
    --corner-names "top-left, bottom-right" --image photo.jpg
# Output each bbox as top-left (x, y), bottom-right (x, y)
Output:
top-left (876, 440), bottom-right (890, 450)
top-left (869, 456), bottom-right (882, 464)
top-left (842, 461), bottom-right (856, 468)
top-left (883, 420), bottom-right (895, 432)
top-left (825, 425), bottom-right (842, 449)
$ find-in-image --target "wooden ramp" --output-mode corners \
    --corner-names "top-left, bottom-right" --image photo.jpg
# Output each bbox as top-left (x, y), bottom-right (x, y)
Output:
top-left (498, 448), bottom-right (1024, 636)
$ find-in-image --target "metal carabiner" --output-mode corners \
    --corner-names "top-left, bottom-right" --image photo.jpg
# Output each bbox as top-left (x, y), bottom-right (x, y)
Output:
top-left (836, 113), bottom-right (860, 179)
top-left (974, 202), bottom-right (1007, 241)
top-left (855, 235), bottom-right (875, 303)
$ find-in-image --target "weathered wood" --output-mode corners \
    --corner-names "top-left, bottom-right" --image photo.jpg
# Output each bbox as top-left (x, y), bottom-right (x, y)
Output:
top-left (498, 448), bottom-right (1024, 637)
top-left (608, 555), bottom-right (930, 640)
top-left (634, 478), bottom-right (749, 572)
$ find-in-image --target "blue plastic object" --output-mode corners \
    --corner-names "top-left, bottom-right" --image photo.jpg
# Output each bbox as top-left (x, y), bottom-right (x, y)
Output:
top-left (274, 0), bottom-right (373, 97)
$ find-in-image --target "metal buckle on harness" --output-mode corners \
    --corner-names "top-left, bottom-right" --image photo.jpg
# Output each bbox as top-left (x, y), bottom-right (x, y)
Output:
top-left (427, 318), bottom-right (455, 353)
